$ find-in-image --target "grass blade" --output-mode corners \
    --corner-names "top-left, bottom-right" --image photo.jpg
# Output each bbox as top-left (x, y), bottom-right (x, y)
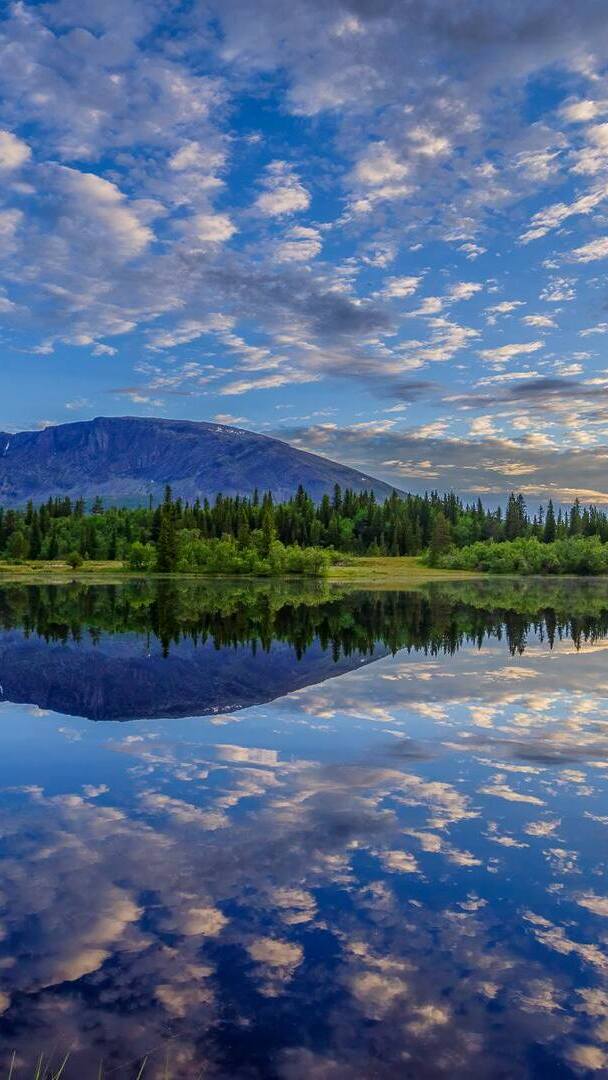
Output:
top-left (53, 1053), bottom-right (70, 1079)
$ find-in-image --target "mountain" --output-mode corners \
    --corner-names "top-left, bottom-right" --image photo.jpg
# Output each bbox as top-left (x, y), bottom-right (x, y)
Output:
top-left (0, 416), bottom-right (399, 506)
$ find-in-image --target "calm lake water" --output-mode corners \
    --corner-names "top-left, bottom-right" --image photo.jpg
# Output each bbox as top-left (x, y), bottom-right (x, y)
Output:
top-left (1, 578), bottom-right (608, 1078)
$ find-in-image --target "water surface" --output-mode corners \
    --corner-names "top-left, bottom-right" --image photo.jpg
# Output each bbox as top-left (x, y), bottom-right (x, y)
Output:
top-left (0, 578), bottom-right (607, 1077)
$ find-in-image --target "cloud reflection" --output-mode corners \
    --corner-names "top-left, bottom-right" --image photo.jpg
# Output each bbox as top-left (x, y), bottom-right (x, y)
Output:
top-left (0, 584), bottom-right (607, 1074)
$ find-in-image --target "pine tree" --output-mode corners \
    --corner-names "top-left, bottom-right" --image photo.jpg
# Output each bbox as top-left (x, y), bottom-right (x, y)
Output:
top-left (428, 512), bottom-right (452, 564)
top-left (156, 510), bottom-right (178, 571)
top-left (261, 504), bottom-right (276, 557)
top-left (505, 493), bottom-right (527, 540)
top-left (569, 498), bottom-right (582, 536)
top-left (7, 530), bottom-right (28, 560)
top-left (29, 514), bottom-right (42, 560)
top-left (543, 500), bottom-right (556, 543)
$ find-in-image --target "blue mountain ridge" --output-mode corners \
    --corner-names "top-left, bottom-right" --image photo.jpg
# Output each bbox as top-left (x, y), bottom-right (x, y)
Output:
top-left (0, 416), bottom-right (400, 506)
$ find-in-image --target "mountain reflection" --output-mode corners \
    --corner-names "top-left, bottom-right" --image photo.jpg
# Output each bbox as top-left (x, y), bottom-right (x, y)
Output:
top-left (2, 578), bottom-right (608, 720)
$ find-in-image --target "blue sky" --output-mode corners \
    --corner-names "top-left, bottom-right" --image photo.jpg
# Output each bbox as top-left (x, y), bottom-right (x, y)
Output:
top-left (3, 1), bottom-right (608, 501)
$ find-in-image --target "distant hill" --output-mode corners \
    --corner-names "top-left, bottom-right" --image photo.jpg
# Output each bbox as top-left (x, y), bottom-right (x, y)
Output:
top-left (0, 416), bottom-right (399, 506)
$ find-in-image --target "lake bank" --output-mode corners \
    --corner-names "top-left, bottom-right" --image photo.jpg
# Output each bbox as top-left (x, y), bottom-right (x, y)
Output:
top-left (0, 554), bottom-right (476, 583)
top-left (327, 554), bottom-right (477, 583)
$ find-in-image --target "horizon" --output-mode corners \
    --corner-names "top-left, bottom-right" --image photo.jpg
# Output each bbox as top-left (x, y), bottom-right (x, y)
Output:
top-left (3, 2), bottom-right (608, 503)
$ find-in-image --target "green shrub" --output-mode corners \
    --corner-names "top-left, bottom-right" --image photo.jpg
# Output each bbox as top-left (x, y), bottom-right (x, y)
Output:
top-left (434, 536), bottom-right (608, 575)
top-left (173, 534), bottom-right (329, 576)
top-left (127, 541), bottom-right (157, 571)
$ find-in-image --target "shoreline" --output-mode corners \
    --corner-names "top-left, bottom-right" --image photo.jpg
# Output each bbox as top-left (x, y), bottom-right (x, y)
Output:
top-left (3, 555), bottom-right (608, 584)
top-left (0, 555), bottom-right (478, 585)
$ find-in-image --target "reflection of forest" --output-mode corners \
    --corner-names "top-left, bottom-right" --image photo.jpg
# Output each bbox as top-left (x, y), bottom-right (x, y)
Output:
top-left (1, 578), bottom-right (608, 657)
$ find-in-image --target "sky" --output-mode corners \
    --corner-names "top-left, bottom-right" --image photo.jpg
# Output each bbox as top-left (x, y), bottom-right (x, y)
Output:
top-left (4, 1), bottom-right (608, 501)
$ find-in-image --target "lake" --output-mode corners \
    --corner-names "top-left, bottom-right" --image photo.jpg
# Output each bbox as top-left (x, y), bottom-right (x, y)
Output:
top-left (0, 578), bottom-right (607, 1078)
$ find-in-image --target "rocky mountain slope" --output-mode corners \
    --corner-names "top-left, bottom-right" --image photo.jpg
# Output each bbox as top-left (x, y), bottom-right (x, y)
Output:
top-left (0, 416), bottom-right (399, 506)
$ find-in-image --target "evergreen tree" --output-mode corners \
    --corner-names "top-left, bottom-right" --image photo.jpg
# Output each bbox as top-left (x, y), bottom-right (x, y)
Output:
top-left (428, 512), bottom-right (452, 564)
top-left (156, 510), bottom-right (178, 571)
top-left (543, 500), bottom-right (557, 543)
top-left (505, 493), bottom-right (527, 540)
top-left (7, 530), bottom-right (28, 560)
top-left (569, 498), bottom-right (582, 536)
top-left (261, 504), bottom-right (276, 557)
top-left (29, 513), bottom-right (42, 559)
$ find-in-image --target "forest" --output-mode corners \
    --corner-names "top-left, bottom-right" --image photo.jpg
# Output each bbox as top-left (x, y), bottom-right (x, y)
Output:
top-left (1, 485), bottom-right (608, 574)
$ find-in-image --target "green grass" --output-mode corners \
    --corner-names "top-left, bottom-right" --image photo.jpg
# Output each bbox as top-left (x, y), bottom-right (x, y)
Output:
top-left (0, 559), bottom-right (126, 575)
top-left (327, 554), bottom-right (478, 584)
top-left (0, 554), bottom-right (475, 585)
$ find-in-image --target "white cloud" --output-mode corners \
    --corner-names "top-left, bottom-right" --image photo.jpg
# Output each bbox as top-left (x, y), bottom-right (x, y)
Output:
top-left (255, 161), bottom-right (310, 216)
top-left (476, 370), bottom-right (539, 385)
top-left (572, 123), bottom-right (608, 175)
top-left (561, 99), bottom-right (608, 123)
top-left (350, 142), bottom-right (412, 211)
top-left (220, 370), bottom-right (319, 395)
top-left (459, 242), bottom-right (486, 259)
top-left (520, 187), bottom-right (608, 243)
top-left (53, 167), bottom-right (153, 260)
top-left (382, 276), bottom-right (422, 298)
top-left (408, 125), bottom-right (450, 158)
top-left (569, 236), bottom-right (608, 262)
top-left (522, 314), bottom-right (557, 328)
top-left (212, 413), bottom-right (248, 424)
top-left (400, 317), bottom-right (478, 367)
top-left (412, 421), bottom-right (448, 438)
top-left (580, 322), bottom-right (608, 336)
top-left (0, 290), bottom-right (16, 313)
top-left (478, 340), bottom-right (544, 363)
top-left (275, 225), bottom-right (322, 262)
top-left (448, 282), bottom-right (483, 302)
top-left (168, 141), bottom-right (226, 174)
top-left (0, 208), bottom-right (23, 247)
top-left (515, 149), bottom-right (560, 181)
top-left (0, 129), bottom-right (31, 171)
top-left (486, 301), bottom-right (525, 315)
top-left (409, 296), bottom-right (443, 316)
top-left (188, 211), bottom-right (237, 245)
top-left (540, 278), bottom-right (576, 302)
top-left (470, 415), bottom-right (497, 436)
top-left (147, 314), bottom-right (234, 350)
top-left (354, 142), bottom-right (409, 187)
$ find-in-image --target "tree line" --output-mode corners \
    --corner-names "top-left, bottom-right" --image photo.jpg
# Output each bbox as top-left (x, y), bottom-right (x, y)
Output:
top-left (0, 485), bottom-right (607, 571)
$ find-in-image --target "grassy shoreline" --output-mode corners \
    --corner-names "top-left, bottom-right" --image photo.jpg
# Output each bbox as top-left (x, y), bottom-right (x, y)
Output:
top-left (0, 555), bottom-right (476, 584)
top-left (327, 555), bottom-right (477, 583)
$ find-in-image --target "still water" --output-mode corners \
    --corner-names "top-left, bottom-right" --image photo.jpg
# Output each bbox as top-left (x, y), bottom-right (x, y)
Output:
top-left (0, 578), bottom-right (607, 1078)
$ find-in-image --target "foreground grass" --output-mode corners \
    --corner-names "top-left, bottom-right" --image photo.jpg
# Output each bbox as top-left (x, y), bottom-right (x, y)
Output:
top-left (4, 1051), bottom-right (151, 1078)
top-left (327, 554), bottom-right (476, 583)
